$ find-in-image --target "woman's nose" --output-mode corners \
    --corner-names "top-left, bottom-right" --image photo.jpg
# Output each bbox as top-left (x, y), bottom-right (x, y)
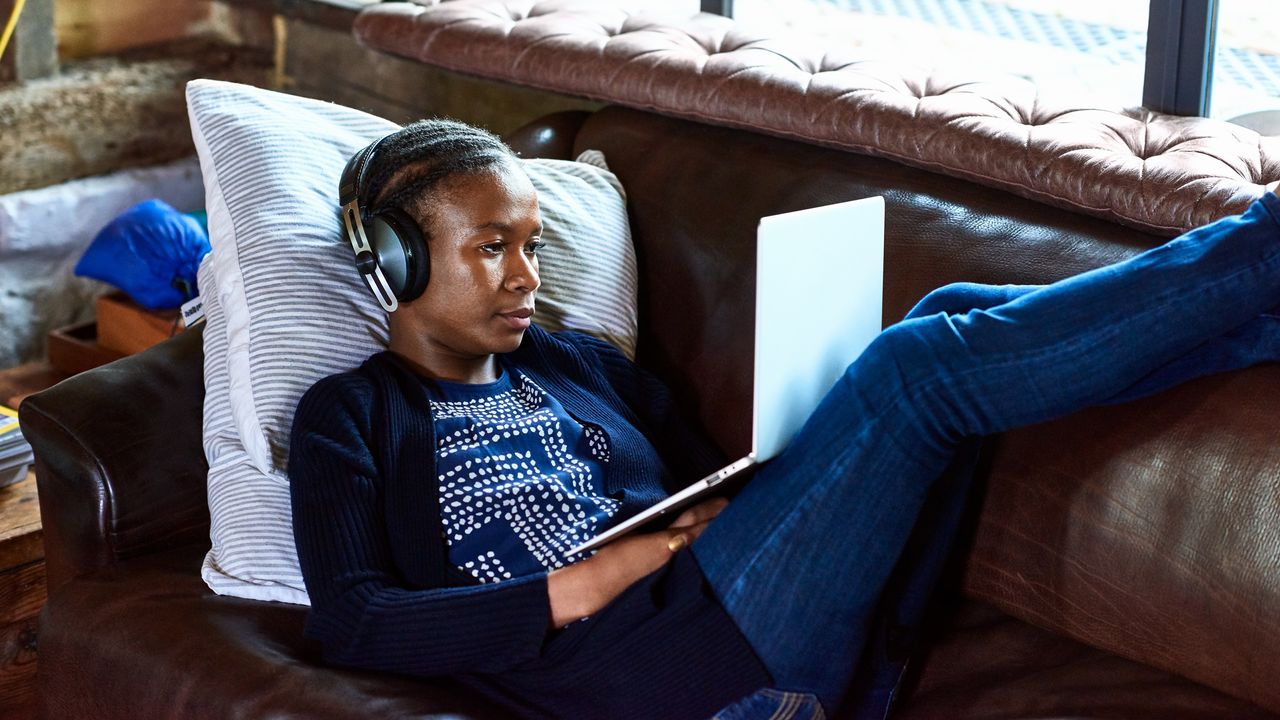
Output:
top-left (506, 252), bottom-right (540, 292)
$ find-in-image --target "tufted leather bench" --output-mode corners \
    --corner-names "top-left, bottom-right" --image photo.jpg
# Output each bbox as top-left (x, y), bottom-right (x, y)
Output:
top-left (353, 0), bottom-right (1279, 236)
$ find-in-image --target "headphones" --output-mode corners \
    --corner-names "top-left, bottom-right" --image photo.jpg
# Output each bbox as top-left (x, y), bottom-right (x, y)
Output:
top-left (338, 134), bottom-right (430, 312)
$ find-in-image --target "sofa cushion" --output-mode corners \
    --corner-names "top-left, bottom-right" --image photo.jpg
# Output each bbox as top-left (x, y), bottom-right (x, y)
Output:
top-left (893, 601), bottom-right (1279, 720)
top-left (37, 547), bottom-right (1274, 720)
top-left (37, 548), bottom-right (516, 720)
top-left (966, 368), bottom-right (1280, 714)
top-left (186, 79), bottom-right (638, 603)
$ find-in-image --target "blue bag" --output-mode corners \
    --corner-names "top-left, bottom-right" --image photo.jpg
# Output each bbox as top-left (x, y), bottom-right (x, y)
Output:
top-left (75, 199), bottom-right (211, 310)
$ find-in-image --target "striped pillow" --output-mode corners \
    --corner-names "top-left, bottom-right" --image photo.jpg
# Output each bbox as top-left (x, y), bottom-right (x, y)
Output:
top-left (187, 79), bottom-right (637, 604)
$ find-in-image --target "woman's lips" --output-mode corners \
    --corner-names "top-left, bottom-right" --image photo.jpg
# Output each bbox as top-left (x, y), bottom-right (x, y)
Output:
top-left (498, 307), bottom-right (533, 329)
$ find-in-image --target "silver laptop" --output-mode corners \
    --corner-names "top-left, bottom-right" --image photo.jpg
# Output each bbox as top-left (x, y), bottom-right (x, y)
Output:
top-left (568, 195), bottom-right (885, 556)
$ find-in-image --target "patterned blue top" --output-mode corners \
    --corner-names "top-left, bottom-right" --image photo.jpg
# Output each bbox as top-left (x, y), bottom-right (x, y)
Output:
top-left (290, 328), bottom-right (768, 719)
top-left (428, 361), bottom-right (621, 583)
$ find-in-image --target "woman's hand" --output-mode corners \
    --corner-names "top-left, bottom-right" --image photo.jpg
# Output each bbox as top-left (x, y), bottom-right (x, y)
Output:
top-left (547, 497), bottom-right (729, 628)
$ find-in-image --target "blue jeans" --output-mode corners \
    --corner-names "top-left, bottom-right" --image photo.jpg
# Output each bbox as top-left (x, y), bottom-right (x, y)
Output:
top-left (692, 194), bottom-right (1280, 718)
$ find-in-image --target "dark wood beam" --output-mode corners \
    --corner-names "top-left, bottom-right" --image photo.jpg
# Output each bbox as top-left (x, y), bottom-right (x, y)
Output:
top-left (214, 0), bottom-right (377, 32)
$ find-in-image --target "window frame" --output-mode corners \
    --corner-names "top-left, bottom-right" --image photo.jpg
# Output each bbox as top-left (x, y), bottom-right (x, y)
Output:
top-left (1143, 0), bottom-right (1219, 116)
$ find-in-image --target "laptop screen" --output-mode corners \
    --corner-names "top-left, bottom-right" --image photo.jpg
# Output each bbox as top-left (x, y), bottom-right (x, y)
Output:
top-left (751, 195), bottom-right (885, 461)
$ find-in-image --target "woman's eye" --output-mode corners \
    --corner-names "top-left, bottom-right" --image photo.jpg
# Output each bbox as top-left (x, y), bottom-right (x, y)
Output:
top-left (525, 239), bottom-right (545, 255)
top-left (481, 242), bottom-right (504, 255)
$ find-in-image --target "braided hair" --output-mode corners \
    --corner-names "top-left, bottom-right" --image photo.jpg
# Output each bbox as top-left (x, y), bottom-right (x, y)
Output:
top-left (362, 118), bottom-right (517, 237)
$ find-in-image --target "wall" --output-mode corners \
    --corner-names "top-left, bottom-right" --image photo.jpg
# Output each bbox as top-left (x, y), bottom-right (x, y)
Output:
top-left (0, 0), bottom-right (596, 368)
top-left (0, 40), bottom-right (271, 195)
top-left (0, 1), bottom-right (272, 367)
top-left (0, 159), bottom-right (206, 368)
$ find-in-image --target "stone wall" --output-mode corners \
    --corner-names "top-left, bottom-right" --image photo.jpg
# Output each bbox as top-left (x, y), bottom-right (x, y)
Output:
top-left (0, 40), bottom-right (270, 195)
top-left (0, 37), bottom-right (270, 366)
top-left (0, 0), bottom-right (594, 368)
top-left (0, 158), bottom-right (205, 368)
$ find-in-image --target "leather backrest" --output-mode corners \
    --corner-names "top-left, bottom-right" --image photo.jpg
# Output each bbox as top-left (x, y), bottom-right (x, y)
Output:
top-left (573, 106), bottom-right (1159, 456)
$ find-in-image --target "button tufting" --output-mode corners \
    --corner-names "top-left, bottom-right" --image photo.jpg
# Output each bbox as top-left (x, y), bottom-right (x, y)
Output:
top-left (358, 0), bottom-right (1280, 235)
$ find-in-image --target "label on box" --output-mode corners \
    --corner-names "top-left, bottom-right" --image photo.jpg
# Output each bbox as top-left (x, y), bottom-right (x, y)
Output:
top-left (181, 295), bottom-right (206, 328)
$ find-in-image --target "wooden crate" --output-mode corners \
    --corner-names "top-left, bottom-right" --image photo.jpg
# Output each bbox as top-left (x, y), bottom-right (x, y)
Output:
top-left (95, 292), bottom-right (181, 357)
top-left (46, 322), bottom-right (124, 377)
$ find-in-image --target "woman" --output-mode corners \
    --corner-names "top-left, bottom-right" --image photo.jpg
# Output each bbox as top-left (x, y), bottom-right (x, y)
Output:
top-left (289, 119), bottom-right (1280, 720)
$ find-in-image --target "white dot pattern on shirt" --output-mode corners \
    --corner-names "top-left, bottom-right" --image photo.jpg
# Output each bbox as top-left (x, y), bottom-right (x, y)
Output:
top-left (584, 424), bottom-right (610, 463)
top-left (433, 371), bottom-right (620, 583)
top-left (463, 550), bottom-right (511, 582)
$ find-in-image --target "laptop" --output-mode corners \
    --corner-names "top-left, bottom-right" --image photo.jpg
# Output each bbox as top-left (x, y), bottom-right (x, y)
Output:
top-left (567, 195), bottom-right (885, 556)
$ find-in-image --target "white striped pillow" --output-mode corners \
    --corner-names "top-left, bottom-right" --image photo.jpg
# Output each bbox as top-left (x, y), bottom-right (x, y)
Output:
top-left (187, 79), bottom-right (638, 604)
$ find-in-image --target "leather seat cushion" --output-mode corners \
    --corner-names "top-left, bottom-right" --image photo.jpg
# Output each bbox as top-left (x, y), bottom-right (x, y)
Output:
top-left (38, 547), bottom-right (1275, 719)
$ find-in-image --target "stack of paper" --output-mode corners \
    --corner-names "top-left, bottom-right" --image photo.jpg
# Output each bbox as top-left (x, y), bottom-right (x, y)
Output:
top-left (0, 405), bottom-right (32, 488)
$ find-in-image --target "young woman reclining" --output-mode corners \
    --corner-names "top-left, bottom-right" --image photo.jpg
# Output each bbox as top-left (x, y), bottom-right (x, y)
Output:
top-left (289, 119), bottom-right (1280, 720)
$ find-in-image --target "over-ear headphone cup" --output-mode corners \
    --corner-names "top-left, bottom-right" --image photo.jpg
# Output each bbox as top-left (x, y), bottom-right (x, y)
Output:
top-left (368, 216), bottom-right (409, 297)
top-left (340, 134), bottom-right (430, 310)
top-left (376, 207), bottom-right (430, 302)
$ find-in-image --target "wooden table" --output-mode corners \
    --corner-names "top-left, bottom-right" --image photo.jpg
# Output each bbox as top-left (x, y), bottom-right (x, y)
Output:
top-left (0, 468), bottom-right (42, 720)
top-left (0, 363), bottom-right (67, 412)
top-left (0, 359), bottom-right (119, 719)
top-left (0, 362), bottom-right (61, 720)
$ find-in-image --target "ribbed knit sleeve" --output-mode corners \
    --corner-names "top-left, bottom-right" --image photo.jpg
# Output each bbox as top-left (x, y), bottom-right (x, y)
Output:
top-left (288, 373), bottom-right (553, 677)
top-left (558, 332), bottom-right (728, 489)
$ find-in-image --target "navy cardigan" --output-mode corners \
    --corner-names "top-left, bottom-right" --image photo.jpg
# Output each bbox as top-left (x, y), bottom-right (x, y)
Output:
top-left (288, 326), bottom-right (772, 719)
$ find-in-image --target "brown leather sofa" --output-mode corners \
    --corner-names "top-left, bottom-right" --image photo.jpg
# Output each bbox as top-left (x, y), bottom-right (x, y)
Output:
top-left (22, 101), bottom-right (1280, 718)
top-left (20, 4), bottom-right (1280, 717)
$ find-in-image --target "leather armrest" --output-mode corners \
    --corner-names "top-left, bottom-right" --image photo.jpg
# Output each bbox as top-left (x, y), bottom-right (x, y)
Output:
top-left (21, 327), bottom-right (209, 593)
top-left (504, 111), bottom-right (591, 160)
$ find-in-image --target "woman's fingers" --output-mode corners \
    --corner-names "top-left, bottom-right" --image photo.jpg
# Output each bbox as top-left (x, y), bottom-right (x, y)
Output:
top-left (667, 499), bottom-right (729, 555)
top-left (571, 513), bottom-right (722, 623)
top-left (666, 517), bottom-right (715, 551)
top-left (669, 496), bottom-right (729, 529)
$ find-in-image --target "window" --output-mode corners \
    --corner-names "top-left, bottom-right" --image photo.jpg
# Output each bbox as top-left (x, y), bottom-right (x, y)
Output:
top-left (734, 0), bottom-right (1150, 109)
top-left (711, 0), bottom-right (1280, 134)
top-left (1210, 0), bottom-right (1280, 132)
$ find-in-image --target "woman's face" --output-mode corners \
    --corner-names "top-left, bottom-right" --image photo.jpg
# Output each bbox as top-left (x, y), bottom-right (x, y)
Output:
top-left (398, 160), bottom-right (543, 367)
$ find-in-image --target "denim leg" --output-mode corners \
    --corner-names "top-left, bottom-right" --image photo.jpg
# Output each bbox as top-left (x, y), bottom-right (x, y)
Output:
top-left (690, 195), bottom-right (1280, 714)
top-left (903, 282), bottom-right (1039, 320)
top-left (1104, 309), bottom-right (1280, 404)
top-left (907, 276), bottom-right (1280, 407)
